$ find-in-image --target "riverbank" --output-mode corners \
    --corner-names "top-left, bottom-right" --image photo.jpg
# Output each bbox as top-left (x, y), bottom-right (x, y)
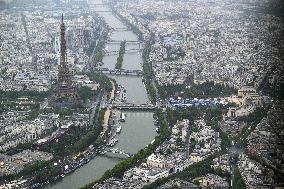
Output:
top-left (109, 8), bottom-right (143, 41)
top-left (76, 6), bottom-right (164, 189)
top-left (103, 108), bottom-right (110, 132)
top-left (109, 81), bottom-right (115, 100)
top-left (0, 11), bottom-right (115, 189)
top-left (43, 1), bottom-right (157, 188)
top-left (109, 8), bottom-right (157, 104)
top-left (80, 108), bottom-right (170, 189)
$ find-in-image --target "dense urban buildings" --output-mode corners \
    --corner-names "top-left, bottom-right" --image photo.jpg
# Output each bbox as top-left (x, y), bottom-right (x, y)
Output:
top-left (0, 0), bottom-right (283, 189)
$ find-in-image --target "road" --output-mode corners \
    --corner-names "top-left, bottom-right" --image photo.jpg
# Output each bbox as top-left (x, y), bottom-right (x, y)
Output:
top-left (228, 141), bottom-right (244, 189)
top-left (89, 90), bottom-right (103, 125)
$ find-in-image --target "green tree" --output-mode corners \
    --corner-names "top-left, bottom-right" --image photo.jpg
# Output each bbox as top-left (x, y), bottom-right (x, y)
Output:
top-left (115, 40), bottom-right (126, 69)
top-left (233, 167), bottom-right (246, 189)
top-left (78, 86), bottom-right (94, 103)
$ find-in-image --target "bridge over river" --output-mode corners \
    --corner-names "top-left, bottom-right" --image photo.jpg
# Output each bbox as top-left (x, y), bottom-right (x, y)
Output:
top-left (95, 67), bottom-right (143, 76)
top-left (105, 48), bottom-right (142, 55)
top-left (101, 148), bottom-right (133, 159)
top-left (112, 27), bottom-right (129, 31)
top-left (92, 10), bottom-right (112, 12)
top-left (113, 103), bottom-right (156, 110)
top-left (107, 39), bottom-right (141, 45)
top-left (44, 1), bottom-right (157, 188)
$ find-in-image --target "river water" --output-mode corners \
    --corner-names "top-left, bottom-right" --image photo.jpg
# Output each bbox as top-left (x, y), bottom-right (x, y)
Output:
top-left (45, 1), bottom-right (156, 189)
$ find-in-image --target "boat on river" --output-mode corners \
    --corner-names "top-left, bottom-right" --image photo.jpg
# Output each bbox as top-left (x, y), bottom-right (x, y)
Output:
top-left (108, 138), bottom-right (118, 147)
top-left (116, 125), bottom-right (122, 133)
top-left (120, 113), bottom-right (126, 122)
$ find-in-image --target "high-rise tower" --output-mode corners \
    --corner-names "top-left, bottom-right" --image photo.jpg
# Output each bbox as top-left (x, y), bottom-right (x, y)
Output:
top-left (49, 14), bottom-right (80, 108)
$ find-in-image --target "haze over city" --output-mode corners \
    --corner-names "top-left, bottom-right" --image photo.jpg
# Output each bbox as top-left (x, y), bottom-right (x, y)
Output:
top-left (0, 0), bottom-right (283, 189)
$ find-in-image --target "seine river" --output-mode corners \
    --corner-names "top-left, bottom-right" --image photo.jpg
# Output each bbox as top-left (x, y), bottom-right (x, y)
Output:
top-left (45, 1), bottom-right (156, 189)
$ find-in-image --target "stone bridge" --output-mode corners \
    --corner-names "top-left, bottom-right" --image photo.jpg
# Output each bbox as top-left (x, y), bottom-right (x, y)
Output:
top-left (95, 67), bottom-right (143, 76)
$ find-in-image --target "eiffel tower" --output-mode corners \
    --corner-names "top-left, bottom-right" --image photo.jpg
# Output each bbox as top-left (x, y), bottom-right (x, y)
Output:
top-left (49, 14), bottom-right (80, 108)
